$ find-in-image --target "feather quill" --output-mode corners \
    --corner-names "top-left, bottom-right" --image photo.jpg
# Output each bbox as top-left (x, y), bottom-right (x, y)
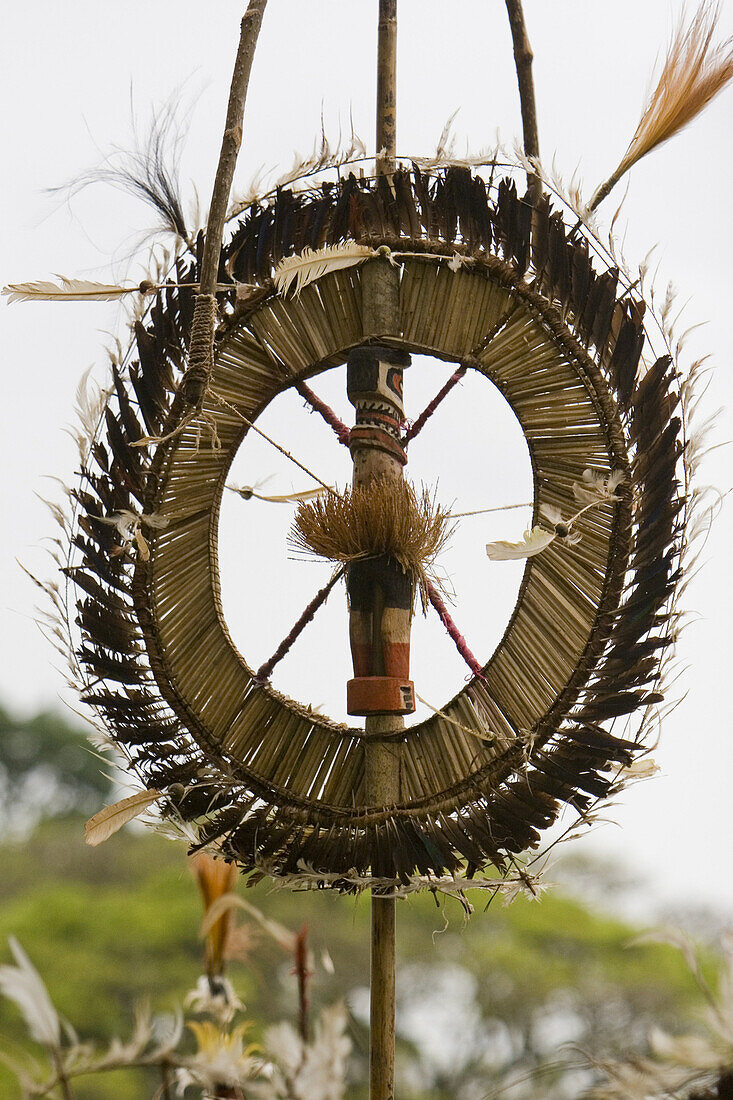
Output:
top-left (591, 1), bottom-right (733, 209)
top-left (227, 484), bottom-right (328, 503)
top-left (3, 277), bottom-right (133, 304)
top-left (273, 242), bottom-right (375, 297)
top-left (84, 789), bottom-right (162, 846)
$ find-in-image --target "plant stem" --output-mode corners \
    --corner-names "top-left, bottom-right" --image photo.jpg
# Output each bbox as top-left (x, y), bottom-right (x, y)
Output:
top-left (504, 0), bottom-right (541, 203)
top-left (51, 1050), bottom-right (74, 1100)
top-left (160, 1062), bottom-right (173, 1100)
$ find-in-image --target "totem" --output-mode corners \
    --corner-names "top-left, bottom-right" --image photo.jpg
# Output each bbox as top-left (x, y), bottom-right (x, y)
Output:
top-left (345, 345), bottom-right (415, 716)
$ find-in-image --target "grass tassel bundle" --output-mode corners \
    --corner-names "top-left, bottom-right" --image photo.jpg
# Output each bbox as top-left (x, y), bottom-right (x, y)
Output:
top-left (591, 1), bottom-right (733, 210)
top-left (289, 478), bottom-right (454, 610)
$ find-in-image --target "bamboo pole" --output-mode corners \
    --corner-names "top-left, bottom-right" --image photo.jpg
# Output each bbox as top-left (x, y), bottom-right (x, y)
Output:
top-left (376, 0), bottom-right (398, 176)
top-left (366, 712), bottom-right (401, 1100)
top-left (354, 261), bottom-right (403, 1100)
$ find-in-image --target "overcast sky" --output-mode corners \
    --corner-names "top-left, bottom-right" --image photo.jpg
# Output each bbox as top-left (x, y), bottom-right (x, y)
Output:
top-left (2, 0), bottom-right (732, 917)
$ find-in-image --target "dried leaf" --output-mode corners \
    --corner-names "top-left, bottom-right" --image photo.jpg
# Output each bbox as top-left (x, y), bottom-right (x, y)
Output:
top-left (200, 893), bottom-right (296, 953)
top-left (84, 790), bottom-right (163, 846)
top-left (273, 242), bottom-right (375, 297)
top-left (0, 938), bottom-right (61, 1048)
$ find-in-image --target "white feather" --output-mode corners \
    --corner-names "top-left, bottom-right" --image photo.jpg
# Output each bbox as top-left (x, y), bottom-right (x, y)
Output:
top-left (2, 276), bottom-right (133, 304)
top-left (273, 243), bottom-right (375, 297)
top-left (486, 527), bottom-right (556, 560)
top-left (84, 790), bottom-right (163, 846)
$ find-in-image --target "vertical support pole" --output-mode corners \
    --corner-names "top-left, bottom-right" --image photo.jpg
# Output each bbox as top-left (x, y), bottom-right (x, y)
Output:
top-left (366, 711), bottom-right (401, 1100)
top-left (376, 0), bottom-right (397, 176)
top-left (358, 8), bottom-right (401, 1096)
top-left (348, 267), bottom-right (407, 1100)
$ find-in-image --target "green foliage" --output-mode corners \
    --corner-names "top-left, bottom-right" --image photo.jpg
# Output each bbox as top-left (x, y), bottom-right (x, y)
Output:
top-left (0, 706), bottom-right (114, 834)
top-left (0, 816), bottom-right (716, 1099)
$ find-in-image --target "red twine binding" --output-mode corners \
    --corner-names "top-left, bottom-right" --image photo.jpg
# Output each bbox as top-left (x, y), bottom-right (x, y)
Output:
top-left (255, 569), bottom-right (345, 683)
top-left (426, 580), bottom-right (485, 680)
top-left (295, 381), bottom-right (351, 446)
top-left (403, 363), bottom-right (468, 445)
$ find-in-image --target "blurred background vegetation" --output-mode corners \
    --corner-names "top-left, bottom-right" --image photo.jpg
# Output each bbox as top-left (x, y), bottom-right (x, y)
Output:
top-left (0, 706), bottom-right (722, 1099)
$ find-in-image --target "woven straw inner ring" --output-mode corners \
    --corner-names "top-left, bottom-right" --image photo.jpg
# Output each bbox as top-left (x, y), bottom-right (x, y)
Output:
top-left (140, 259), bottom-right (630, 815)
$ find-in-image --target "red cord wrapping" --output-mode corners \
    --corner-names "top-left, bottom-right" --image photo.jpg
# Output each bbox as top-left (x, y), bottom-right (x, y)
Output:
top-left (426, 580), bottom-right (485, 680)
top-left (254, 569), bottom-right (344, 683)
top-left (403, 363), bottom-right (467, 445)
top-left (295, 380), bottom-right (351, 446)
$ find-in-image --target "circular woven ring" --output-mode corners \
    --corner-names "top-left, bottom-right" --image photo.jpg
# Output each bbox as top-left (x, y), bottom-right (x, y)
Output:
top-left (70, 166), bottom-right (682, 882)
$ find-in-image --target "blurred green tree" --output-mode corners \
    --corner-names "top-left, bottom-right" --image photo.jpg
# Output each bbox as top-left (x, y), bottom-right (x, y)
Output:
top-left (0, 705), bottom-right (114, 835)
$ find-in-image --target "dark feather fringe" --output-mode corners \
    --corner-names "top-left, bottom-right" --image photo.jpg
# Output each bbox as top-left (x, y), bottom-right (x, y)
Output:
top-left (52, 103), bottom-right (190, 241)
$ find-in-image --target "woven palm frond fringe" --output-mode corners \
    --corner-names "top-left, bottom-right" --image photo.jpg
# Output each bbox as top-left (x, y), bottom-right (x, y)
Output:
top-left (56, 164), bottom-right (689, 886)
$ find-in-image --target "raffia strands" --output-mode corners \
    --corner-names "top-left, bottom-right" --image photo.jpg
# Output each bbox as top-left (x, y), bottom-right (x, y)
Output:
top-left (289, 478), bottom-right (454, 606)
top-left (591, 1), bottom-right (733, 209)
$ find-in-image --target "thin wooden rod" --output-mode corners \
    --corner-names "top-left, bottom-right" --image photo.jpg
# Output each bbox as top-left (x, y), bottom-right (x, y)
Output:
top-left (376, 0), bottom-right (398, 175)
top-left (180, 2), bottom-right (268, 412)
top-left (370, 892), bottom-right (397, 1100)
top-left (366, 712), bottom-right (401, 1100)
top-left (199, 0), bottom-right (268, 296)
top-left (504, 0), bottom-right (541, 202)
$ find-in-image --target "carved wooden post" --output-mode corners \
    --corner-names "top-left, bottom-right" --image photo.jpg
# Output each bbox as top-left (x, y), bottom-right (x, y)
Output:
top-left (347, 261), bottom-right (409, 1100)
top-left (346, 343), bottom-right (414, 719)
top-left (351, 4), bottom-right (404, 1095)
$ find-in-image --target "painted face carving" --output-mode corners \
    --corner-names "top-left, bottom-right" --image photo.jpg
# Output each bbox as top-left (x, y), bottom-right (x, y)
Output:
top-left (346, 346), bottom-right (410, 419)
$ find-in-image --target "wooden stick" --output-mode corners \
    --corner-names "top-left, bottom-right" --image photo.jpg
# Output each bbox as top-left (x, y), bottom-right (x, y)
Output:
top-left (365, 6), bottom-right (401, 1075)
top-left (199, 0), bottom-right (268, 297)
top-left (376, 0), bottom-right (397, 176)
top-left (180, 1), bottom-right (268, 409)
top-left (367, 709), bottom-right (402, 1100)
top-left (370, 877), bottom-right (398, 1100)
top-left (504, 0), bottom-right (541, 203)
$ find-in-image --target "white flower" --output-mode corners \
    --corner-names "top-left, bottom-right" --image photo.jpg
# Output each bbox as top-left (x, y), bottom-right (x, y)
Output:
top-left (486, 526), bottom-right (556, 560)
top-left (573, 467), bottom-right (625, 506)
top-left (180, 1021), bottom-right (263, 1092)
top-left (184, 974), bottom-right (244, 1025)
top-left (254, 1004), bottom-right (351, 1100)
top-left (0, 937), bottom-right (61, 1048)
